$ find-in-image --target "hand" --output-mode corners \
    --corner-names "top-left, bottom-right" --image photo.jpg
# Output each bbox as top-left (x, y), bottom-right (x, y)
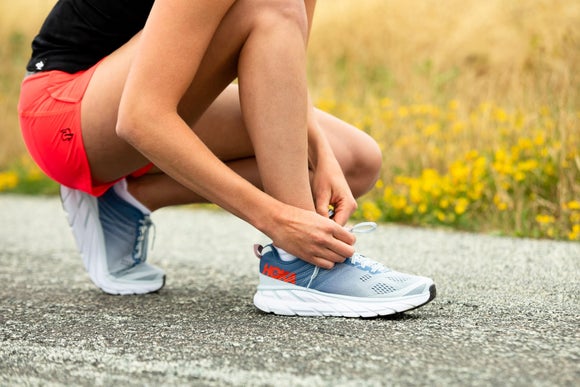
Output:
top-left (311, 153), bottom-right (358, 226)
top-left (267, 205), bottom-right (356, 269)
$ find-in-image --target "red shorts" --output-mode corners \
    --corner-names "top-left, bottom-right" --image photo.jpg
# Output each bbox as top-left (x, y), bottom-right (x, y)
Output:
top-left (18, 63), bottom-right (152, 196)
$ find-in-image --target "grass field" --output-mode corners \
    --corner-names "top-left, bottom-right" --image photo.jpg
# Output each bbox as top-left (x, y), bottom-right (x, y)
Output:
top-left (1, 0), bottom-right (579, 240)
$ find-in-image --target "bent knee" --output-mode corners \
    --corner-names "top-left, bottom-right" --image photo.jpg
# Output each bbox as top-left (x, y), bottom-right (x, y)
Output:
top-left (346, 134), bottom-right (383, 197)
top-left (244, 0), bottom-right (308, 39)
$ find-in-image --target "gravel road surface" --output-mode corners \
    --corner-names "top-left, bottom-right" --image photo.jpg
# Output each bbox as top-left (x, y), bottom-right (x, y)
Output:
top-left (1, 195), bottom-right (578, 386)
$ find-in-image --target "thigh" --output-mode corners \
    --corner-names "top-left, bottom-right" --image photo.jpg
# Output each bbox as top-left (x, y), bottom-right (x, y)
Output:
top-left (81, 40), bottom-right (255, 185)
top-left (193, 92), bottom-right (378, 180)
top-left (82, 37), bottom-right (372, 188)
top-left (80, 34), bottom-right (149, 184)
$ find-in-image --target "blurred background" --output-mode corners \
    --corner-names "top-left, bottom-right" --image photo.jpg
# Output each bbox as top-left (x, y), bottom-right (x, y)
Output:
top-left (1, 0), bottom-right (579, 240)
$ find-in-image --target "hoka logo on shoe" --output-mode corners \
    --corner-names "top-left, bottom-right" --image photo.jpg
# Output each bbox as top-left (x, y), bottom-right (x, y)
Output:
top-left (263, 264), bottom-right (296, 284)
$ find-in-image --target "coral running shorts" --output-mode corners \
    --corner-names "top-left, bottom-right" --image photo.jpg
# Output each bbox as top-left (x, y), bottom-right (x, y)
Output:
top-left (18, 63), bottom-right (152, 197)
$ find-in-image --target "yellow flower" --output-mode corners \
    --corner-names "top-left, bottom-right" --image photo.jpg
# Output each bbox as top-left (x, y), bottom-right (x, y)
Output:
top-left (568, 225), bottom-right (580, 241)
top-left (514, 171), bottom-right (526, 182)
top-left (316, 98), bottom-right (336, 113)
top-left (566, 201), bottom-right (580, 211)
top-left (383, 187), bottom-right (394, 202)
top-left (465, 150), bottom-right (479, 160)
top-left (494, 194), bottom-right (508, 211)
top-left (496, 202), bottom-right (508, 211)
top-left (517, 159), bottom-right (539, 172)
top-left (410, 184), bottom-right (423, 204)
top-left (397, 106), bottom-right (410, 118)
top-left (514, 113), bottom-right (525, 129)
top-left (533, 134), bottom-right (545, 146)
top-left (468, 183), bottom-right (484, 201)
top-left (380, 97), bottom-right (392, 108)
top-left (539, 105), bottom-right (551, 117)
top-left (451, 121), bottom-right (465, 134)
top-left (0, 171), bottom-right (18, 191)
top-left (494, 108), bottom-right (508, 123)
top-left (361, 201), bottom-right (382, 222)
top-left (454, 198), bottom-right (469, 215)
top-left (535, 214), bottom-right (555, 225)
top-left (422, 123), bottom-right (440, 136)
top-left (448, 99), bottom-right (459, 111)
top-left (391, 196), bottom-right (407, 210)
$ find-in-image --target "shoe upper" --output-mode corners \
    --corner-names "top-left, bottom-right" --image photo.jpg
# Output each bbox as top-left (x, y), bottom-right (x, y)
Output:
top-left (258, 245), bottom-right (432, 298)
top-left (98, 186), bottom-right (153, 275)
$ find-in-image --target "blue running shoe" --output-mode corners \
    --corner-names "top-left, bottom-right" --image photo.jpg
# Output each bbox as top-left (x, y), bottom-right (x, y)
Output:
top-left (253, 224), bottom-right (435, 317)
top-left (60, 180), bottom-right (165, 295)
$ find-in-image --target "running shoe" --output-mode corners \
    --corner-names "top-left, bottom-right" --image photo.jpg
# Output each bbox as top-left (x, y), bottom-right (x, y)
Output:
top-left (253, 224), bottom-right (436, 317)
top-left (60, 180), bottom-right (165, 295)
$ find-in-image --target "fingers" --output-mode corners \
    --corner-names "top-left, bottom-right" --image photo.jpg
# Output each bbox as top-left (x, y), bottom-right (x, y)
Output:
top-left (332, 209), bottom-right (349, 226)
top-left (330, 198), bottom-right (357, 226)
top-left (315, 192), bottom-right (332, 218)
top-left (304, 244), bottom-right (353, 270)
top-left (309, 256), bottom-right (337, 270)
top-left (316, 202), bottom-right (330, 218)
top-left (271, 205), bottom-right (357, 269)
top-left (330, 222), bottom-right (356, 252)
top-left (306, 219), bottom-right (356, 264)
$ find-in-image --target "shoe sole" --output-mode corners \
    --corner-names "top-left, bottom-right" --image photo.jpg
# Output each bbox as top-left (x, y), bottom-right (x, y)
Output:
top-left (60, 186), bottom-right (165, 295)
top-left (253, 274), bottom-right (436, 317)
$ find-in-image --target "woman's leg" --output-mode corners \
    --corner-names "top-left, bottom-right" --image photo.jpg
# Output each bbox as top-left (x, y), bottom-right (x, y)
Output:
top-left (81, 0), bottom-right (380, 212)
top-left (126, 85), bottom-right (381, 211)
top-left (82, 1), bottom-right (307, 207)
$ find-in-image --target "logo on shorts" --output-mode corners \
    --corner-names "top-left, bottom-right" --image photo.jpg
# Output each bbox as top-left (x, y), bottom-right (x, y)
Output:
top-left (60, 128), bottom-right (74, 142)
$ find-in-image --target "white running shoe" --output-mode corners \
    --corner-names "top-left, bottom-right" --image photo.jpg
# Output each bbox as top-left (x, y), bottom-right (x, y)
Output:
top-left (60, 180), bottom-right (165, 295)
top-left (253, 223), bottom-right (436, 317)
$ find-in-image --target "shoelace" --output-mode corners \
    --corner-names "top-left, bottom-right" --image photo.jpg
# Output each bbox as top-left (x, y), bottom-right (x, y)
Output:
top-left (349, 253), bottom-right (388, 273)
top-left (306, 221), bottom-right (382, 286)
top-left (133, 215), bottom-right (155, 263)
top-left (347, 222), bottom-right (388, 273)
top-left (347, 221), bottom-right (377, 234)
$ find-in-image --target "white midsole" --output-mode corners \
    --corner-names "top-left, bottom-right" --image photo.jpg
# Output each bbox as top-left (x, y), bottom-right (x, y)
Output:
top-left (253, 273), bottom-right (432, 317)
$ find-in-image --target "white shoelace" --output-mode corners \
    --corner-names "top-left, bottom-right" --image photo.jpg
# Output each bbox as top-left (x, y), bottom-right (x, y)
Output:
top-left (305, 221), bottom-right (384, 287)
top-left (347, 222), bottom-right (388, 273)
top-left (134, 215), bottom-right (155, 262)
top-left (349, 253), bottom-right (387, 273)
top-left (347, 222), bottom-right (377, 234)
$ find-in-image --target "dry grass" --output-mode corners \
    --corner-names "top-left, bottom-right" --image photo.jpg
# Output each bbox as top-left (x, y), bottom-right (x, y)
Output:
top-left (1, 0), bottom-right (578, 238)
top-left (307, 0), bottom-right (579, 239)
top-left (308, 0), bottom-right (580, 108)
top-left (0, 0), bottom-right (56, 167)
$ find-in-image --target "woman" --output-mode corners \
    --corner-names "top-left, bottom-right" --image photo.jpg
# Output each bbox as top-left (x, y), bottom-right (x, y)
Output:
top-left (18, 0), bottom-right (435, 317)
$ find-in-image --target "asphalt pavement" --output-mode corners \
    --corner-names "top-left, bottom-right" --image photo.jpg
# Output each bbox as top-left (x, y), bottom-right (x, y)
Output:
top-left (0, 194), bottom-right (578, 386)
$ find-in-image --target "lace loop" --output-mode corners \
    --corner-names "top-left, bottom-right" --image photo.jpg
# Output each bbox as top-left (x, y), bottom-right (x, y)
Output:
top-left (348, 222), bottom-right (377, 234)
top-left (345, 222), bottom-right (387, 273)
